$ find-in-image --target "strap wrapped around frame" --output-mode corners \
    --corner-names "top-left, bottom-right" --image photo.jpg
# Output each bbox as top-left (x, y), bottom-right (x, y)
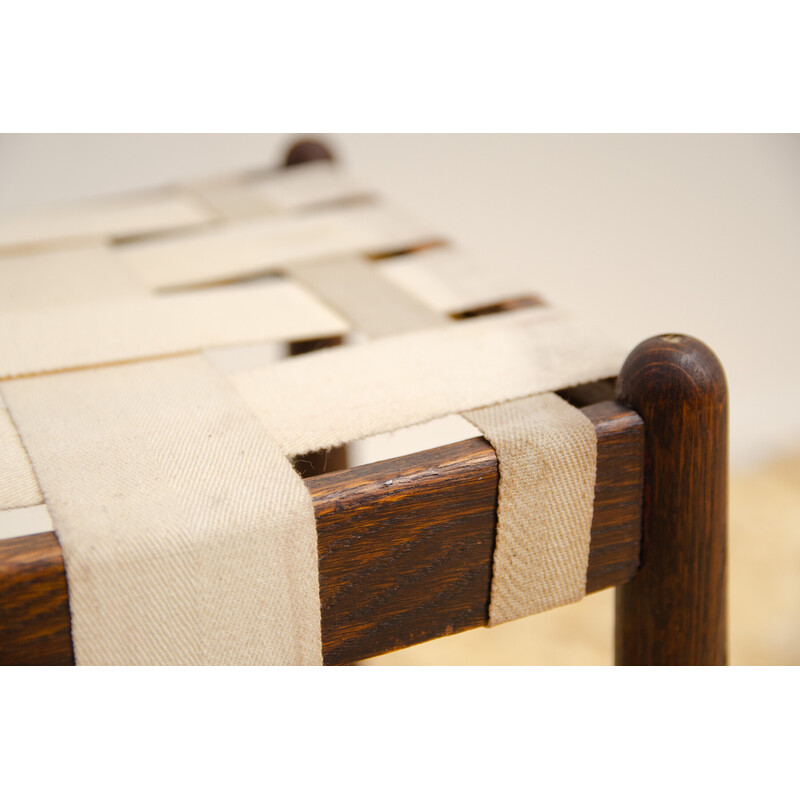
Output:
top-left (0, 153), bottom-right (627, 663)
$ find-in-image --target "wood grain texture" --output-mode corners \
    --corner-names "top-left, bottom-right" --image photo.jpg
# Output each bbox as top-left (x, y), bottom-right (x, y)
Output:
top-left (615, 334), bottom-right (728, 665)
top-left (0, 532), bottom-right (73, 665)
top-left (0, 399), bottom-right (643, 666)
top-left (312, 399), bottom-right (643, 664)
top-left (312, 437), bottom-right (498, 665)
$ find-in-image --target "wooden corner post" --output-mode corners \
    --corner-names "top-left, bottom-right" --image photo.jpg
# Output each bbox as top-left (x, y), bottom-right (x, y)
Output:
top-left (615, 334), bottom-right (728, 665)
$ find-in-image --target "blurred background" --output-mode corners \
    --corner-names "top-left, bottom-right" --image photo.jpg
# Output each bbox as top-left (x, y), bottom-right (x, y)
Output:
top-left (1, 133), bottom-right (797, 664)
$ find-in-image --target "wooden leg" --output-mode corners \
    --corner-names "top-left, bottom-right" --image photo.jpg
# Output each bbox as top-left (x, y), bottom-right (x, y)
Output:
top-left (615, 334), bottom-right (728, 665)
top-left (283, 138), bottom-right (347, 477)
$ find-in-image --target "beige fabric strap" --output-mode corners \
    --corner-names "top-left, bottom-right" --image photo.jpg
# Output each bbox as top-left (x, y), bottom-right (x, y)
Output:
top-left (247, 161), bottom-right (368, 211)
top-left (0, 156), bottom-right (626, 660)
top-left (464, 393), bottom-right (597, 625)
top-left (0, 245), bottom-right (146, 311)
top-left (0, 189), bottom-right (215, 255)
top-left (188, 182), bottom-right (274, 220)
top-left (230, 307), bottom-right (626, 456)
top-left (287, 257), bottom-right (450, 338)
top-left (0, 280), bottom-right (348, 380)
top-left (3, 355), bottom-right (322, 665)
top-left (190, 161), bottom-right (368, 219)
top-left (378, 247), bottom-right (541, 314)
top-left (119, 204), bottom-right (438, 291)
top-left (0, 391), bottom-right (43, 511)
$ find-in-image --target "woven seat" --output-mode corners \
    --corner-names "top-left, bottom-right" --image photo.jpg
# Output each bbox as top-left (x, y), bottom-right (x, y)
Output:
top-left (0, 139), bottom-right (728, 665)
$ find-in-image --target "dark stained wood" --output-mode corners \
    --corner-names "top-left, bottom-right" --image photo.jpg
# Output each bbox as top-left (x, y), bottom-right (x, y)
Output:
top-left (366, 240), bottom-right (449, 260)
top-left (584, 401), bottom-right (645, 594)
top-left (558, 378), bottom-right (617, 408)
top-left (0, 532), bottom-right (73, 665)
top-left (292, 448), bottom-right (349, 479)
top-left (450, 295), bottom-right (545, 319)
top-left (284, 139), bottom-right (335, 167)
top-left (311, 400), bottom-right (643, 664)
top-left (0, 399), bottom-right (643, 666)
top-left (312, 437), bottom-right (497, 665)
top-left (615, 334), bottom-right (728, 665)
top-left (286, 335), bottom-right (345, 355)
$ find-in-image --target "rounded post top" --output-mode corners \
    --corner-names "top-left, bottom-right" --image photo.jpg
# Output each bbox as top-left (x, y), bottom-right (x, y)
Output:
top-left (283, 139), bottom-right (335, 168)
top-left (614, 333), bottom-right (728, 665)
top-left (616, 333), bottom-right (727, 410)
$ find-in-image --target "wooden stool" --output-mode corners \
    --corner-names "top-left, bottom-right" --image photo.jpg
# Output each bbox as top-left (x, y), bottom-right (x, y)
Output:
top-left (0, 140), bottom-right (727, 665)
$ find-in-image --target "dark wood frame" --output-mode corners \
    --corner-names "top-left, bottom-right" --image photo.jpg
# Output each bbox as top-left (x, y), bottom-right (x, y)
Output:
top-left (0, 141), bottom-right (728, 666)
top-left (615, 335), bottom-right (728, 665)
top-left (0, 392), bottom-right (643, 666)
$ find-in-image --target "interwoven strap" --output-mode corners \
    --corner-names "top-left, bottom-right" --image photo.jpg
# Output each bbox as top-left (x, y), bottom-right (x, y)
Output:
top-left (3, 356), bottom-right (321, 665)
top-left (464, 394), bottom-right (597, 624)
top-left (190, 160), bottom-right (368, 218)
top-left (287, 256), bottom-right (449, 338)
top-left (244, 160), bottom-right (367, 211)
top-left (230, 307), bottom-right (625, 456)
top-left (120, 204), bottom-right (437, 291)
top-left (0, 245), bottom-right (146, 311)
top-left (0, 188), bottom-right (215, 255)
top-left (0, 154), bottom-right (627, 663)
top-left (378, 247), bottom-right (539, 314)
top-left (0, 392), bottom-right (43, 511)
top-left (0, 280), bottom-right (347, 379)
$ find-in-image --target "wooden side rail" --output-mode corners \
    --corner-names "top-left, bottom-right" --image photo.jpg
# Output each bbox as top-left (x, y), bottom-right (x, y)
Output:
top-left (315, 399), bottom-right (643, 663)
top-left (0, 398), bottom-right (644, 665)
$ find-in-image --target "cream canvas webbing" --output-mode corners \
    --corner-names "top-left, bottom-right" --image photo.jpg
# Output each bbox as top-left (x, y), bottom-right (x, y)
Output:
top-left (3, 357), bottom-right (321, 665)
top-left (119, 204), bottom-right (439, 291)
top-left (189, 160), bottom-right (369, 219)
top-left (0, 245), bottom-right (147, 311)
top-left (285, 256), bottom-right (450, 338)
top-left (0, 188), bottom-right (216, 255)
top-left (464, 394), bottom-right (597, 625)
top-left (377, 247), bottom-right (540, 315)
top-left (0, 393), bottom-right (43, 511)
top-left (229, 307), bottom-right (624, 456)
top-left (0, 280), bottom-right (348, 380)
top-left (0, 154), bottom-right (625, 664)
